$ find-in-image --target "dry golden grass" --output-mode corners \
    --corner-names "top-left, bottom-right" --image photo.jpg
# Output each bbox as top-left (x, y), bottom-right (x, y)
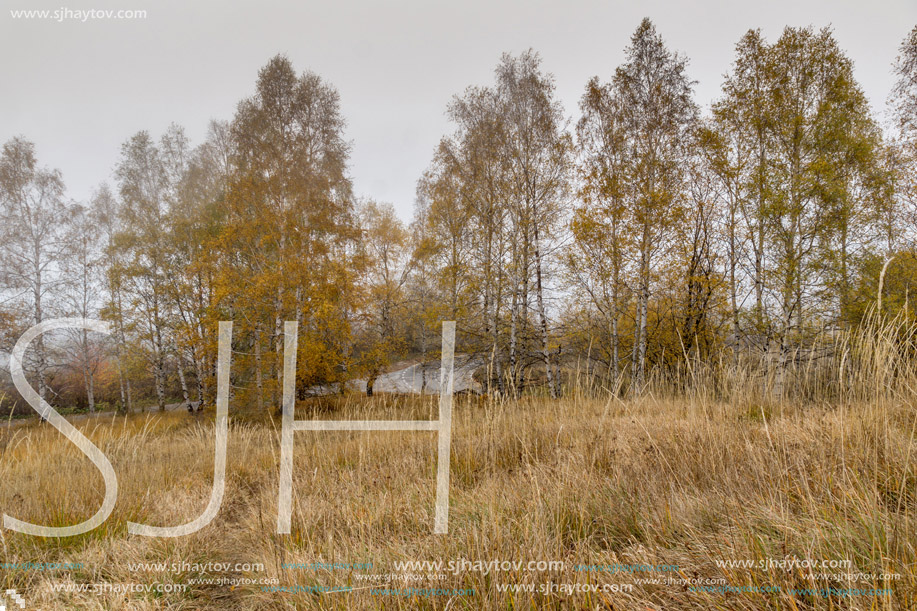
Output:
top-left (0, 389), bottom-right (912, 610)
top-left (0, 318), bottom-right (915, 609)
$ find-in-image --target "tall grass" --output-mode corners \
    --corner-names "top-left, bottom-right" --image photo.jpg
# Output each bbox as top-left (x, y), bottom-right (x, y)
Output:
top-left (609, 309), bottom-right (917, 408)
top-left (0, 317), bottom-right (914, 609)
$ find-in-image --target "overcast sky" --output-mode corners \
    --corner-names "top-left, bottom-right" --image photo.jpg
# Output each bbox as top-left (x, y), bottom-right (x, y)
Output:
top-left (1, 0), bottom-right (915, 220)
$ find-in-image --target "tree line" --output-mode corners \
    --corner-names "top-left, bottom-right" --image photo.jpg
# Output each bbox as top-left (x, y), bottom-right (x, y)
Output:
top-left (1, 19), bottom-right (916, 412)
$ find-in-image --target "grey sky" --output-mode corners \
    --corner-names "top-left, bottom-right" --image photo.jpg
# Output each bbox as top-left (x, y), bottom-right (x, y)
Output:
top-left (1, 0), bottom-right (915, 220)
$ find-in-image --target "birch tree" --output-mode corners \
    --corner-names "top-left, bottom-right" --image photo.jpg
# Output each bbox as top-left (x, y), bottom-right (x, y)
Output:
top-left (0, 137), bottom-right (70, 404)
top-left (61, 204), bottom-right (103, 411)
top-left (890, 26), bottom-right (917, 240)
top-left (358, 201), bottom-right (412, 395)
top-left (95, 183), bottom-right (134, 412)
top-left (571, 77), bottom-right (632, 381)
top-left (496, 50), bottom-right (571, 398)
top-left (220, 55), bottom-right (356, 406)
top-left (114, 129), bottom-right (176, 410)
top-left (612, 19), bottom-right (698, 391)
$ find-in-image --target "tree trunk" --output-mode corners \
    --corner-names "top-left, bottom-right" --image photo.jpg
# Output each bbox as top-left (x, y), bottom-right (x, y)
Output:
top-left (533, 223), bottom-right (556, 399)
top-left (192, 345), bottom-right (205, 407)
top-left (631, 239), bottom-right (650, 393)
top-left (116, 359), bottom-right (127, 413)
top-left (509, 285), bottom-right (519, 397)
top-left (254, 325), bottom-right (265, 410)
top-left (274, 290), bottom-right (283, 408)
top-left (33, 248), bottom-right (47, 405)
top-left (610, 315), bottom-right (619, 383)
top-left (82, 328), bottom-right (95, 412)
top-left (728, 192), bottom-right (740, 364)
top-left (177, 353), bottom-right (190, 406)
top-left (153, 321), bottom-right (166, 411)
top-left (83, 363), bottom-right (95, 413)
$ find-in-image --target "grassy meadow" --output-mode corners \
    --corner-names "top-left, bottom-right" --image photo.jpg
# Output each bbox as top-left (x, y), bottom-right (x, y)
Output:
top-left (0, 336), bottom-right (915, 610)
